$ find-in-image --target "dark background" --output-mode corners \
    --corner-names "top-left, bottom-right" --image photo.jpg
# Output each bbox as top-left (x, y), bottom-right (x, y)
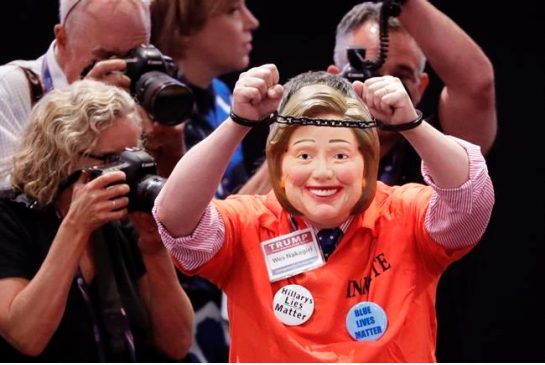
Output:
top-left (2, 0), bottom-right (545, 361)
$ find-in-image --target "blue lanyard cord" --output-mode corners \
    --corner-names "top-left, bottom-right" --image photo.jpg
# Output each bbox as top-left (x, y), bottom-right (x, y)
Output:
top-left (76, 270), bottom-right (137, 362)
top-left (41, 57), bottom-right (54, 93)
top-left (122, 307), bottom-right (137, 362)
top-left (75, 269), bottom-right (106, 362)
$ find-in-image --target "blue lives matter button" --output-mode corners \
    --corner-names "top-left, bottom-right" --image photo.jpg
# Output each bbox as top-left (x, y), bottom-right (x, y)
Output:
top-left (345, 301), bottom-right (388, 341)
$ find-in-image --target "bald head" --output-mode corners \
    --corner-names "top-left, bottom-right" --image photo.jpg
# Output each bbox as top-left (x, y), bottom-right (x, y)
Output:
top-left (55, 0), bottom-right (151, 83)
top-left (60, 0), bottom-right (150, 38)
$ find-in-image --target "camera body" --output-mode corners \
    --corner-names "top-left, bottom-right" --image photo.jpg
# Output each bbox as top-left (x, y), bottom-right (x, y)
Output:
top-left (81, 44), bottom-right (195, 125)
top-left (340, 47), bottom-right (379, 83)
top-left (87, 148), bottom-right (166, 212)
top-left (124, 44), bottom-right (194, 125)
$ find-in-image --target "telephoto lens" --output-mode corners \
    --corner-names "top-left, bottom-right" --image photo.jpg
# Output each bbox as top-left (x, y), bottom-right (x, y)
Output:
top-left (124, 44), bottom-right (194, 125)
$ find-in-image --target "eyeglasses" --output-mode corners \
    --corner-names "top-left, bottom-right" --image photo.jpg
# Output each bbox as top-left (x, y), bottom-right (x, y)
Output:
top-left (79, 151), bottom-right (118, 164)
top-left (61, 0), bottom-right (83, 25)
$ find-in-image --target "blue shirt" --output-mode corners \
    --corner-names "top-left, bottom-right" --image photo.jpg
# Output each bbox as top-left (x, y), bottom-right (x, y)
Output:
top-left (183, 78), bottom-right (248, 198)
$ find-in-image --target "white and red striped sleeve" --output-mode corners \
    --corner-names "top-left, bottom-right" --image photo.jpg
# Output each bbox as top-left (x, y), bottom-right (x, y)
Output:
top-left (422, 137), bottom-right (494, 251)
top-left (152, 204), bottom-right (225, 270)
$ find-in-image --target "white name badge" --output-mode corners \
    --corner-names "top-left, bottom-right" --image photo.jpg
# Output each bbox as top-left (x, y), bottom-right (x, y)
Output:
top-left (261, 228), bottom-right (325, 282)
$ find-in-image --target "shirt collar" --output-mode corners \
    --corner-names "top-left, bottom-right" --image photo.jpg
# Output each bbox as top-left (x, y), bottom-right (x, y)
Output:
top-left (47, 41), bottom-right (69, 89)
top-left (302, 217), bottom-right (354, 236)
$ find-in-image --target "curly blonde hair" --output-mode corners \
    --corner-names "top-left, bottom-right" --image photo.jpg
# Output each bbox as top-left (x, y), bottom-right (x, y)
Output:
top-left (6, 79), bottom-right (141, 206)
top-left (267, 71), bottom-right (380, 215)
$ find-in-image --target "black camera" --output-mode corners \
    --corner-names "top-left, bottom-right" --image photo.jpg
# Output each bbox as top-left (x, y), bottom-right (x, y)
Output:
top-left (124, 44), bottom-right (194, 125)
top-left (87, 148), bottom-right (166, 212)
top-left (341, 3), bottom-right (403, 83)
top-left (81, 44), bottom-right (194, 125)
top-left (340, 47), bottom-right (379, 83)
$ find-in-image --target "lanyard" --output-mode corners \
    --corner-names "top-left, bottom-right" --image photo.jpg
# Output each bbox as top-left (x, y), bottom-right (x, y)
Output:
top-left (75, 268), bottom-right (136, 362)
top-left (41, 57), bottom-right (54, 93)
top-left (75, 268), bottom-right (106, 362)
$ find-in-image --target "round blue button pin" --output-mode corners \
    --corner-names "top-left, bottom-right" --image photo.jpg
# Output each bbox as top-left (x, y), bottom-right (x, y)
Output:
top-left (346, 301), bottom-right (388, 341)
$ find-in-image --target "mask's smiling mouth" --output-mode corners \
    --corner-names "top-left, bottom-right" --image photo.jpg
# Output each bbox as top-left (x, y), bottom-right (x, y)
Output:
top-left (307, 186), bottom-right (341, 198)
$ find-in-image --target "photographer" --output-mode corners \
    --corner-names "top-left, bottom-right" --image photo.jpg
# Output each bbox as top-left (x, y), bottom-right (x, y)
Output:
top-left (0, 80), bottom-right (193, 362)
top-left (0, 0), bottom-right (150, 161)
top-left (330, 0), bottom-right (497, 185)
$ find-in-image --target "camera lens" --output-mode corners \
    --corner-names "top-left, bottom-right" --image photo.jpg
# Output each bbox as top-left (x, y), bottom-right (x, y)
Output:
top-left (134, 174), bottom-right (166, 212)
top-left (135, 71), bottom-right (194, 126)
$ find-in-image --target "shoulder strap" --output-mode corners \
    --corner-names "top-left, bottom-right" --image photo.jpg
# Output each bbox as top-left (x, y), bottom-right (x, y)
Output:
top-left (94, 223), bottom-right (150, 361)
top-left (18, 66), bottom-right (44, 106)
top-left (0, 188), bottom-right (41, 210)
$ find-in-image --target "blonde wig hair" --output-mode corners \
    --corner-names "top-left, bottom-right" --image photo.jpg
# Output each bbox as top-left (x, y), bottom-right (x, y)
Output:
top-left (7, 79), bottom-right (141, 206)
top-left (266, 71), bottom-right (380, 215)
top-left (150, 0), bottom-right (237, 59)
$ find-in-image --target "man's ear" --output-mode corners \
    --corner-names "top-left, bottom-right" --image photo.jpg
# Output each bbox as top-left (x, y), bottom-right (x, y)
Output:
top-left (54, 24), bottom-right (67, 48)
top-left (418, 72), bottom-right (430, 95)
top-left (327, 65), bottom-right (341, 75)
top-left (412, 72), bottom-right (429, 105)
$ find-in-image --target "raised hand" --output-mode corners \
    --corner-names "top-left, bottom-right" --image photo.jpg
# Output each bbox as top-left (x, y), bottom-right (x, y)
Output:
top-left (354, 75), bottom-right (418, 127)
top-left (231, 64), bottom-right (283, 123)
top-left (139, 106), bottom-right (185, 177)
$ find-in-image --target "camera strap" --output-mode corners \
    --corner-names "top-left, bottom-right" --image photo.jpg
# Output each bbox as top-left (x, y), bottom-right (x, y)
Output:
top-left (93, 223), bottom-right (149, 361)
top-left (93, 227), bottom-right (135, 361)
top-left (57, 170), bottom-right (82, 194)
top-left (17, 66), bottom-right (44, 106)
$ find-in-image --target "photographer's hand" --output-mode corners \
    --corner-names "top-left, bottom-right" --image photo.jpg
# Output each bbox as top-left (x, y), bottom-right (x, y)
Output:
top-left (64, 170), bottom-right (130, 235)
top-left (140, 107), bottom-right (185, 178)
top-left (82, 58), bottom-right (131, 90)
top-left (129, 212), bottom-right (164, 255)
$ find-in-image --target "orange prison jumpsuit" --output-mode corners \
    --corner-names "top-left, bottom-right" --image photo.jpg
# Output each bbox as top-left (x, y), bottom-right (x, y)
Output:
top-left (179, 183), bottom-right (472, 362)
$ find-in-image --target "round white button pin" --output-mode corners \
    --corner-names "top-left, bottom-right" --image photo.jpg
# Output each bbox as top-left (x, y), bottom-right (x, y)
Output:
top-left (272, 284), bottom-right (314, 326)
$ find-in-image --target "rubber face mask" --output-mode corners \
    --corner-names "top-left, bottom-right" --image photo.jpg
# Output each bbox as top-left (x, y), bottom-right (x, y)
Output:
top-left (281, 122), bottom-right (364, 229)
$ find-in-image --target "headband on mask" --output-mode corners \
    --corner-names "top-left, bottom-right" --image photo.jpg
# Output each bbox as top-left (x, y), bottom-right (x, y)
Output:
top-left (230, 110), bottom-right (378, 129)
top-left (275, 114), bottom-right (377, 129)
